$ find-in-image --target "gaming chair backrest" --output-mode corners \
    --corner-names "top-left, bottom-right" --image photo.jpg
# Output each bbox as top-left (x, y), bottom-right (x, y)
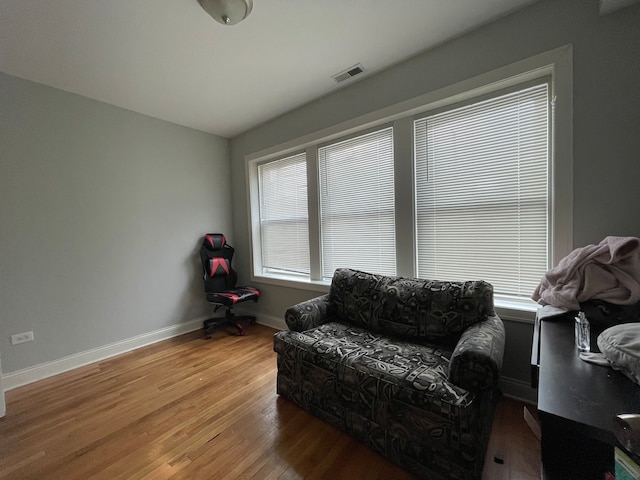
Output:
top-left (200, 234), bottom-right (238, 294)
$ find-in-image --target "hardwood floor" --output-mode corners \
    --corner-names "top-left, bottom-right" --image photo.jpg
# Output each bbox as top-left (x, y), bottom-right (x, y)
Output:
top-left (0, 324), bottom-right (540, 479)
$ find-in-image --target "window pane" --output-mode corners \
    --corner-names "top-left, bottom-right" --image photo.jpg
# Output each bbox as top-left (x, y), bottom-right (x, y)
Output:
top-left (258, 153), bottom-right (310, 275)
top-left (415, 83), bottom-right (549, 297)
top-left (319, 127), bottom-right (396, 279)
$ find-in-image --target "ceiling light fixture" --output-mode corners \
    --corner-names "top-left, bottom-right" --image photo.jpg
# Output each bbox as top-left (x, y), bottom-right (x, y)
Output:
top-left (197, 0), bottom-right (253, 26)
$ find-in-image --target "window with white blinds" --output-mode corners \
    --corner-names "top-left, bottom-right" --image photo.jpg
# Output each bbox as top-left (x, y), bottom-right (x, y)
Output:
top-left (414, 83), bottom-right (549, 298)
top-left (257, 152), bottom-right (310, 276)
top-left (318, 127), bottom-right (396, 279)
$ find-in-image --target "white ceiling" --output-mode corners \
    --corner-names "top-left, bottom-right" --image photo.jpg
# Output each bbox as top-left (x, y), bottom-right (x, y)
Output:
top-left (0, 0), bottom-right (546, 138)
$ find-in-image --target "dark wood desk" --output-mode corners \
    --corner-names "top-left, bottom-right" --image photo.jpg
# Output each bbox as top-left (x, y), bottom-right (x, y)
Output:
top-left (531, 313), bottom-right (640, 479)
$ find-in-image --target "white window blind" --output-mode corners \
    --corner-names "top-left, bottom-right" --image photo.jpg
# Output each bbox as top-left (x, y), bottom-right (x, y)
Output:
top-left (319, 127), bottom-right (396, 279)
top-left (415, 83), bottom-right (549, 298)
top-left (258, 153), bottom-right (310, 276)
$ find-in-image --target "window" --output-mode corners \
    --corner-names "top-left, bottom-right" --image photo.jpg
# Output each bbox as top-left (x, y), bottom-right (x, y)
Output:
top-left (247, 46), bottom-right (572, 313)
top-left (414, 83), bottom-right (549, 298)
top-left (318, 128), bottom-right (396, 278)
top-left (257, 152), bottom-right (310, 277)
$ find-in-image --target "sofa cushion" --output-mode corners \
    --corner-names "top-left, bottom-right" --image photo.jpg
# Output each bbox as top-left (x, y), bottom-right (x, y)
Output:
top-left (274, 321), bottom-right (473, 410)
top-left (328, 268), bottom-right (495, 344)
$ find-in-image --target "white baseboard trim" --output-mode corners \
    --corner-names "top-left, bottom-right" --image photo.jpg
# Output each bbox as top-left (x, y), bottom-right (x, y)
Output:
top-left (2, 316), bottom-right (208, 392)
top-left (499, 376), bottom-right (537, 405)
top-left (255, 313), bottom-right (287, 331)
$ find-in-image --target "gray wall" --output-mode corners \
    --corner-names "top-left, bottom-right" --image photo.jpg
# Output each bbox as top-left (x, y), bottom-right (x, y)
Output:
top-left (228, 0), bottom-right (640, 390)
top-left (0, 72), bottom-right (231, 374)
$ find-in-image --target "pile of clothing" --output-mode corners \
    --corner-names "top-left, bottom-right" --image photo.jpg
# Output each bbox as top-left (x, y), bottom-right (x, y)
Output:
top-left (533, 235), bottom-right (640, 311)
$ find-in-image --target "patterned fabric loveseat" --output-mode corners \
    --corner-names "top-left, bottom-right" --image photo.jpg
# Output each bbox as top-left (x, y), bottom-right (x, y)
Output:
top-left (273, 268), bottom-right (505, 480)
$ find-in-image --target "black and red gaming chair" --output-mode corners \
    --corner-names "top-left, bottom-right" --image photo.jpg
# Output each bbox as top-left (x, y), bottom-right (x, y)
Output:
top-left (200, 233), bottom-right (260, 338)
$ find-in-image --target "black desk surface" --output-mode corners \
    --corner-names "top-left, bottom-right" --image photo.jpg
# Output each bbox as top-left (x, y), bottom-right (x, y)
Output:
top-left (536, 314), bottom-right (640, 445)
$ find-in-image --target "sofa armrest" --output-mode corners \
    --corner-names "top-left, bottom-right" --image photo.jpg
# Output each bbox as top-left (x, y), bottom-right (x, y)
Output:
top-left (284, 294), bottom-right (334, 332)
top-left (448, 314), bottom-right (505, 391)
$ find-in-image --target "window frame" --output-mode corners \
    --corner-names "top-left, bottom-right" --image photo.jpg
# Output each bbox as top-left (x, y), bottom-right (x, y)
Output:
top-left (245, 45), bottom-right (573, 321)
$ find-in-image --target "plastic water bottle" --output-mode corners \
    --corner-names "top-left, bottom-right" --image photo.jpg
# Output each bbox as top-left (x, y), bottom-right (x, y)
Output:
top-left (575, 311), bottom-right (590, 353)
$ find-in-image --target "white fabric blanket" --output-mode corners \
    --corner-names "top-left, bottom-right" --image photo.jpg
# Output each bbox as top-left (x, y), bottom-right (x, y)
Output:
top-left (532, 236), bottom-right (640, 310)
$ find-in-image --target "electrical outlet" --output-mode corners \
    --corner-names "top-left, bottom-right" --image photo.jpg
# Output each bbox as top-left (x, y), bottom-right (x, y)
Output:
top-left (10, 331), bottom-right (34, 345)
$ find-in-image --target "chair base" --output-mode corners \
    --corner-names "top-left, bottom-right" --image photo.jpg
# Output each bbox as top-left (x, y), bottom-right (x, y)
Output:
top-left (203, 309), bottom-right (256, 339)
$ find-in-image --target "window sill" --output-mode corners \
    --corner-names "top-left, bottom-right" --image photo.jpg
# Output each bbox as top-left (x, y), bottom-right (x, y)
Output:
top-left (252, 272), bottom-right (539, 323)
top-left (251, 273), bottom-right (330, 293)
top-left (494, 296), bottom-right (538, 324)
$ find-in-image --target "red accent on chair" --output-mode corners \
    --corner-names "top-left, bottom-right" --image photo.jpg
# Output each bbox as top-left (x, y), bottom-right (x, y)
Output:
top-left (205, 234), bottom-right (226, 249)
top-left (245, 287), bottom-right (261, 297)
top-left (209, 258), bottom-right (230, 277)
top-left (215, 292), bottom-right (240, 304)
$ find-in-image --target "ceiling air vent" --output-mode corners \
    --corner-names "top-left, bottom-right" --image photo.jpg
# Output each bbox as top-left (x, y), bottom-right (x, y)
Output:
top-left (332, 63), bottom-right (366, 83)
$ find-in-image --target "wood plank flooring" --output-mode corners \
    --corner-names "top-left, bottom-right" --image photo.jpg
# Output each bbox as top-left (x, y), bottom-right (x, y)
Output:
top-left (0, 324), bottom-right (540, 479)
